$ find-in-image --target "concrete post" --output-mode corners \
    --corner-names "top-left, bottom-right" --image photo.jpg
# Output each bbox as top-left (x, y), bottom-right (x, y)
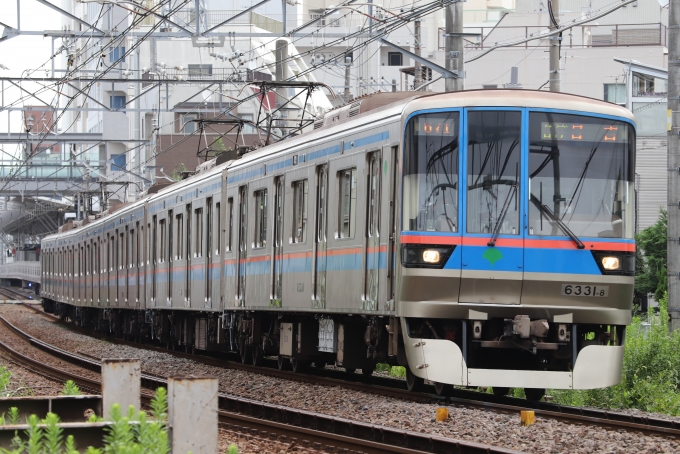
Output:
top-left (444, 1), bottom-right (464, 92)
top-left (548, 0), bottom-right (561, 92)
top-left (668, 0), bottom-right (680, 331)
top-left (168, 376), bottom-right (218, 454)
top-left (101, 359), bottom-right (141, 419)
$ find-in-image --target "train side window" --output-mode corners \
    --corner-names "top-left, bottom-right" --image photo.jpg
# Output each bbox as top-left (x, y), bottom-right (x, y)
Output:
top-left (338, 168), bottom-right (357, 239)
top-left (128, 229), bottom-right (137, 268)
top-left (195, 207), bottom-right (203, 257)
top-left (227, 198), bottom-right (234, 252)
top-left (254, 189), bottom-right (268, 249)
top-left (291, 180), bottom-right (308, 244)
top-left (159, 219), bottom-right (166, 262)
top-left (215, 202), bottom-right (221, 255)
top-left (176, 213), bottom-right (183, 260)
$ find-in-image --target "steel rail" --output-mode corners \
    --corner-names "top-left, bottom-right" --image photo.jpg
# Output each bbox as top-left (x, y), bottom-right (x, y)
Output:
top-left (0, 311), bottom-right (517, 454)
top-left (13, 295), bottom-right (680, 438)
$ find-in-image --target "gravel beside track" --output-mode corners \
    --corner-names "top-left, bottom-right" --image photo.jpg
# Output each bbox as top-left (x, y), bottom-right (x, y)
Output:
top-left (3, 304), bottom-right (680, 453)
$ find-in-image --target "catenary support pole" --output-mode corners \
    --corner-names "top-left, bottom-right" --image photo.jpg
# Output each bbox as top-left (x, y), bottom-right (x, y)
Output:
top-left (549, 0), bottom-right (561, 92)
top-left (344, 56), bottom-right (352, 99)
top-left (444, 0), bottom-right (464, 92)
top-left (414, 19), bottom-right (422, 90)
top-left (668, 0), bottom-right (680, 331)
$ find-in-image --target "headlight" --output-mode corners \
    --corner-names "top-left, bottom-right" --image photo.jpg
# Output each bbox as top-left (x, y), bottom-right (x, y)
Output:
top-left (422, 249), bottom-right (441, 263)
top-left (402, 245), bottom-right (454, 268)
top-left (591, 251), bottom-right (635, 276)
top-left (601, 256), bottom-right (620, 270)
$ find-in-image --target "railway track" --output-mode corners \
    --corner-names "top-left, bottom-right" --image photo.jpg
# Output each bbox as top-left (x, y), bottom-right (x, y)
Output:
top-left (9, 291), bottom-right (680, 439)
top-left (0, 309), bottom-right (520, 454)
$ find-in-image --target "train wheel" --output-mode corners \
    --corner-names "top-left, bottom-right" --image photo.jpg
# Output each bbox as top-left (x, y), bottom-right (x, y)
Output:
top-left (314, 361), bottom-right (327, 369)
top-left (291, 358), bottom-right (307, 373)
top-left (345, 368), bottom-right (356, 375)
top-left (524, 388), bottom-right (545, 402)
top-left (434, 382), bottom-right (452, 396)
top-left (406, 368), bottom-right (424, 392)
top-left (251, 345), bottom-right (262, 367)
top-left (277, 355), bottom-right (286, 371)
top-left (492, 387), bottom-right (510, 397)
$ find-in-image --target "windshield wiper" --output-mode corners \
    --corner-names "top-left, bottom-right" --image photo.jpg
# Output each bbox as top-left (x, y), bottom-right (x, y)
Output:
top-left (530, 194), bottom-right (585, 249)
top-left (487, 184), bottom-right (518, 247)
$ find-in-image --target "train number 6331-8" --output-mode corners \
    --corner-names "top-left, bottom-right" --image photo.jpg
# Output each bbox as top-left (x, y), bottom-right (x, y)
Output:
top-left (561, 284), bottom-right (609, 297)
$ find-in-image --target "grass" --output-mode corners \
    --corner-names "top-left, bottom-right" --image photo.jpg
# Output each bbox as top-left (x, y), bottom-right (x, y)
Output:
top-left (375, 363), bottom-right (406, 378)
top-left (549, 292), bottom-right (680, 415)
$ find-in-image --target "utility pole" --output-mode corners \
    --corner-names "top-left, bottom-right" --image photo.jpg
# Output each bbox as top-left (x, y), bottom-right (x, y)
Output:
top-left (414, 19), bottom-right (422, 90)
top-left (549, 0), bottom-right (561, 92)
top-left (668, 0), bottom-right (680, 331)
top-left (444, 0), bottom-right (464, 92)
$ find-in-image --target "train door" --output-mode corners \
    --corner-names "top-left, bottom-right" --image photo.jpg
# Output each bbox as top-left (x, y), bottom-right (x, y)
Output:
top-left (85, 243), bottom-right (90, 305)
top-left (236, 186), bottom-right (247, 306)
top-left (271, 177), bottom-right (284, 307)
top-left (312, 165), bottom-right (328, 309)
top-left (205, 197), bottom-right (213, 308)
top-left (167, 210), bottom-right (174, 305)
top-left (151, 216), bottom-right (157, 306)
top-left (459, 109), bottom-right (523, 305)
top-left (326, 154), bottom-right (365, 312)
top-left (189, 198), bottom-right (205, 308)
top-left (185, 202), bottom-right (192, 307)
top-left (135, 221), bottom-right (141, 308)
top-left (384, 145), bottom-right (398, 310)
top-left (364, 152), bottom-right (381, 310)
top-left (125, 226), bottom-right (130, 306)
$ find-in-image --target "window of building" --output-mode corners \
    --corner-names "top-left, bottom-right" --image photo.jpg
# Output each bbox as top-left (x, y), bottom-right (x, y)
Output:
top-left (181, 114), bottom-right (198, 134)
top-left (111, 154), bottom-right (126, 172)
top-left (604, 83), bottom-right (626, 104)
top-left (254, 190), bottom-right (267, 248)
top-left (338, 168), bottom-right (357, 238)
top-left (188, 64), bottom-right (212, 79)
top-left (109, 47), bottom-right (126, 63)
top-left (388, 52), bottom-right (403, 66)
top-left (110, 95), bottom-right (126, 111)
top-left (292, 180), bottom-right (308, 243)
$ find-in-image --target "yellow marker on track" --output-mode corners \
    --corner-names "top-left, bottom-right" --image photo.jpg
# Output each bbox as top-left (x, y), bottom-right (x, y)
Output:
top-left (521, 410), bottom-right (535, 426)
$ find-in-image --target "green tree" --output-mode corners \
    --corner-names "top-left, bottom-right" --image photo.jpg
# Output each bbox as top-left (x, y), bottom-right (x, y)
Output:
top-left (635, 209), bottom-right (667, 302)
top-left (170, 163), bottom-right (188, 181)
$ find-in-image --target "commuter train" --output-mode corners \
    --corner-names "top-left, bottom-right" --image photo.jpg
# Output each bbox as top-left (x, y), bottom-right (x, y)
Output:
top-left (40, 90), bottom-right (635, 400)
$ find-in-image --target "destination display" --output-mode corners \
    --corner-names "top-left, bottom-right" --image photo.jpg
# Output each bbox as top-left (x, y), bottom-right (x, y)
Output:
top-left (536, 122), bottom-right (627, 143)
top-left (416, 118), bottom-right (457, 136)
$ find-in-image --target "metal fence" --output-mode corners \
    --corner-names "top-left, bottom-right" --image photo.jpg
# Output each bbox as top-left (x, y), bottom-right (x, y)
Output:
top-left (0, 261), bottom-right (41, 284)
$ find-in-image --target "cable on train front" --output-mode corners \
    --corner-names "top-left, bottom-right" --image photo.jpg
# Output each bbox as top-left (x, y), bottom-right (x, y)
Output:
top-left (395, 93), bottom-right (635, 398)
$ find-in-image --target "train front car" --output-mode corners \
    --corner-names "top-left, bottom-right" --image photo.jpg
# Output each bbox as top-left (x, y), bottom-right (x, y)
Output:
top-left (397, 91), bottom-right (635, 399)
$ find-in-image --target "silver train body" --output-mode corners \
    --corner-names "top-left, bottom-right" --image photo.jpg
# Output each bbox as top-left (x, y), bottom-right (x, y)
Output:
top-left (41, 90), bottom-right (636, 393)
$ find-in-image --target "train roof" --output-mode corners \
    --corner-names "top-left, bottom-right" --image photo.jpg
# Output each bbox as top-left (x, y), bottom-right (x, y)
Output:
top-left (402, 89), bottom-right (636, 123)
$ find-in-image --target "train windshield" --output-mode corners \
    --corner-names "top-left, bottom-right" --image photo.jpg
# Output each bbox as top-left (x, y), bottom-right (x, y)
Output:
top-left (528, 112), bottom-right (635, 239)
top-left (403, 112), bottom-right (460, 232)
